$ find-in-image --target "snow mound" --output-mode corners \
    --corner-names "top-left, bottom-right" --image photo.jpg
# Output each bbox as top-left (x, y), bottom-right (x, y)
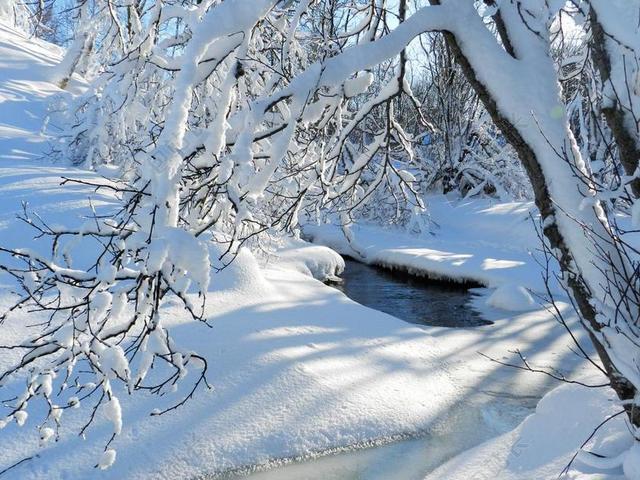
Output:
top-left (486, 284), bottom-right (535, 312)
top-left (425, 380), bottom-right (630, 480)
top-left (210, 245), bottom-right (270, 293)
top-left (270, 237), bottom-right (345, 281)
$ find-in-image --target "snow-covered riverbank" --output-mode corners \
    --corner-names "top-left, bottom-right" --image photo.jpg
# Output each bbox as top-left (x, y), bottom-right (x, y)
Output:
top-left (303, 202), bottom-right (634, 479)
top-left (304, 197), bottom-right (544, 292)
top-left (0, 247), bottom-right (595, 479)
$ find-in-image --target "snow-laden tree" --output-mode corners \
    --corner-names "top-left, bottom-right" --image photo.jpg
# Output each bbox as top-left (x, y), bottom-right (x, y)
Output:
top-left (1, 0), bottom-right (73, 42)
top-left (589, 0), bottom-right (640, 200)
top-left (53, 0), bottom-right (147, 88)
top-left (53, 1), bottom-right (95, 88)
top-left (0, 0), bottom-right (33, 30)
top-left (1, 0), bottom-right (640, 473)
top-left (412, 32), bottom-right (531, 200)
top-left (420, 5), bottom-right (640, 474)
top-left (1, 0), bottom-right (426, 468)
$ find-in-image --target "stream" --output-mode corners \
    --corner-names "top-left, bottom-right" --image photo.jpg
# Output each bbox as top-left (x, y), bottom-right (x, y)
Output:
top-left (331, 258), bottom-right (491, 327)
top-left (220, 258), bottom-right (528, 480)
top-left (218, 397), bottom-right (530, 480)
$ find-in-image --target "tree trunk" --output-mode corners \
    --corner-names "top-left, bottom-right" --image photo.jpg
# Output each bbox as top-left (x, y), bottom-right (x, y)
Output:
top-left (589, 6), bottom-right (640, 199)
top-left (428, 0), bottom-right (640, 428)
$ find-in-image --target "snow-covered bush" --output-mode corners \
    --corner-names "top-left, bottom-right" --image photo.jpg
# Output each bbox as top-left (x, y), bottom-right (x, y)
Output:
top-left (412, 33), bottom-right (532, 201)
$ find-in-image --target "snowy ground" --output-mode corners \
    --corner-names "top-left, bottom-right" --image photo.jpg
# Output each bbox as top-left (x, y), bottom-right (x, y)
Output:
top-left (303, 199), bottom-right (562, 313)
top-left (424, 379), bottom-right (630, 480)
top-left (0, 21), bottom-right (632, 480)
top-left (304, 197), bottom-right (546, 292)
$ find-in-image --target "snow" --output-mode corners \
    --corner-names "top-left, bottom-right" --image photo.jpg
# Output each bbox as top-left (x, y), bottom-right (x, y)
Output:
top-left (0, 23), bottom-right (63, 160)
top-left (486, 284), bottom-right (536, 312)
top-left (267, 237), bottom-right (345, 282)
top-left (99, 347), bottom-right (130, 384)
top-left (0, 3), bottom-right (31, 43)
top-left (143, 226), bottom-right (211, 294)
top-left (305, 197), bottom-right (548, 294)
top-left (344, 72), bottom-right (374, 98)
top-left (39, 373), bottom-right (53, 397)
top-left (632, 200), bottom-right (640, 228)
top-left (590, 0), bottom-right (640, 156)
top-left (39, 427), bottom-right (55, 444)
top-left (103, 397), bottom-right (123, 436)
top-left (208, 244), bottom-right (271, 292)
top-left (0, 266), bottom-right (596, 479)
top-left (13, 410), bottom-right (27, 427)
top-left (624, 443), bottom-right (640, 479)
top-left (98, 449), bottom-right (117, 470)
top-left (0, 15), bottom-right (633, 480)
top-left (424, 380), bottom-right (630, 480)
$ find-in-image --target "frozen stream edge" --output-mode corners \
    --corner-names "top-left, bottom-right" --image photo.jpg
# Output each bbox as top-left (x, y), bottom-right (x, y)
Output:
top-left (216, 258), bottom-right (537, 480)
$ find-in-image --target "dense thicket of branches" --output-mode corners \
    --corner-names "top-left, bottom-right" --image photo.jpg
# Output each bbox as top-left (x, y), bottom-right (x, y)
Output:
top-left (1, 0), bottom-right (639, 473)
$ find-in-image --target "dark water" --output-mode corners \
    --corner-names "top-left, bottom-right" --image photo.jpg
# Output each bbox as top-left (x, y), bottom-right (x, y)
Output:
top-left (331, 258), bottom-right (491, 327)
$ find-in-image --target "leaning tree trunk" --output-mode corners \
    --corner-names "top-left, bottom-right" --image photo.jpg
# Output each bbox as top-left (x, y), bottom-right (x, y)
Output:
top-left (428, 0), bottom-right (640, 428)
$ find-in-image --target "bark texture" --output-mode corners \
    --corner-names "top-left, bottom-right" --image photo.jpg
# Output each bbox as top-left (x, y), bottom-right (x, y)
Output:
top-left (589, 7), bottom-right (640, 198)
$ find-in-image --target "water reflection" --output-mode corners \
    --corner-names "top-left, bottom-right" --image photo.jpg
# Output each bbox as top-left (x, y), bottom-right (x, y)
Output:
top-left (332, 258), bottom-right (491, 328)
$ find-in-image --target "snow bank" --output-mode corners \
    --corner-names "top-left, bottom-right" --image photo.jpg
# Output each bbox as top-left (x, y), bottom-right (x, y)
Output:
top-left (304, 197), bottom-right (547, 293)
top-left (209, 243), bottom-right (271, 293)
top-left (267, 237), bottom-right (345, 282)
top-left (486, 284), bottom-right (536, 312)
top-left (0, 265), bottom-right (596, 480)
top-left (424, 379), bottom-right (630, 480)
